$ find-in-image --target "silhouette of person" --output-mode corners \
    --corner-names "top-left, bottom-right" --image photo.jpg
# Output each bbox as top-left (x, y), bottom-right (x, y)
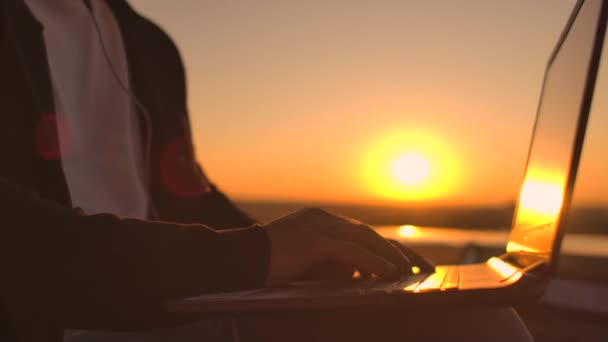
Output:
top-left (0, 1), bottom-right (532, 341)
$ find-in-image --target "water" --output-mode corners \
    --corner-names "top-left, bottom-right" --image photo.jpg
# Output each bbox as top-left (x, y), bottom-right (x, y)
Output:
top-left (376, 225), bottom-right (608, 258)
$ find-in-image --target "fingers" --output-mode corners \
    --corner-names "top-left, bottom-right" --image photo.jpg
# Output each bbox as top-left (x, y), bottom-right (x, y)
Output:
top-left (387, 239), bottom-right (435, 273)
top-left (314, 217), bottom-right (413, 274)
top-left (318, 238), bottom-right (398, 278)
top-left (265, 208), bottom-right (417, 285)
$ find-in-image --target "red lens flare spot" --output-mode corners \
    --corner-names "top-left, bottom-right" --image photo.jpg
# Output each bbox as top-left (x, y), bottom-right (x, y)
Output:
top-left (34, 113), bottom-right (69, 160)
top-left (160, 136), bottom-right (211, 198)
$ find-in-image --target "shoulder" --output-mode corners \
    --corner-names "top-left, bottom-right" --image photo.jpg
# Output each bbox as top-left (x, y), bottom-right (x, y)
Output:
top-left (109, 1), bottom-right (186, 78)
top-left (109, 0), bottom-right (188, 104)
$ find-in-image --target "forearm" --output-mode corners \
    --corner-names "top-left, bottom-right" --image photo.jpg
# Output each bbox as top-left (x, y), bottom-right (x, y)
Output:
top-left (194, 184), bottom-right (257, 228)
top-left (57, 215), bottom-right (269, 298)
top-left (0, 178), bottom-right (269, 329)
top-left (156, 183), bottom-right (257, 229)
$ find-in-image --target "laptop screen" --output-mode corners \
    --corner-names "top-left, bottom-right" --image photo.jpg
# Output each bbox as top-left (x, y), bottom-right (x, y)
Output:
top-left (507, 0), bottom-right (607, 264)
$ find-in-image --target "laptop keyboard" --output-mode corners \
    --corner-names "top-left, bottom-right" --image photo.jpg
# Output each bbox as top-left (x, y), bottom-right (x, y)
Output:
top-left (343, 266), bottom-right (460, 295)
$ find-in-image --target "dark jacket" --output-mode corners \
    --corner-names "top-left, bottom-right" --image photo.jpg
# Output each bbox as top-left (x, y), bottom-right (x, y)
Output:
top-left (0, 0), bottom-right (269, 340)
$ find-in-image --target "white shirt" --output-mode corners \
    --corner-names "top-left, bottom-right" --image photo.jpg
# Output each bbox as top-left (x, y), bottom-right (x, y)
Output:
top-left (24, 0), bottom-right (148, 218)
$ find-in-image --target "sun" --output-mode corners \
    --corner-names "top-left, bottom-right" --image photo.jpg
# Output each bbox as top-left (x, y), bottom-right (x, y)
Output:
top-left (360, 130), bottom-right (460, 202)
top-left (391, 152), bottom-right (431, 186)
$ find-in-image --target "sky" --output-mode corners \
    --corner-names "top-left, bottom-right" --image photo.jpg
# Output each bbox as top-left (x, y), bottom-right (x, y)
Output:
top-left (128, 0), bottom-right (607, 206)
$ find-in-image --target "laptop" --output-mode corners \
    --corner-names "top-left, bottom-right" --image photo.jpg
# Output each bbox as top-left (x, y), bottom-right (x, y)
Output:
top-left (168, 0), bottom-right (608, 314)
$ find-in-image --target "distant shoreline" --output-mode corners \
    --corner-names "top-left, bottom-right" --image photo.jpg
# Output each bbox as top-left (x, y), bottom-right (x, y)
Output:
top-left (236, 201), bottom-right (608, 234)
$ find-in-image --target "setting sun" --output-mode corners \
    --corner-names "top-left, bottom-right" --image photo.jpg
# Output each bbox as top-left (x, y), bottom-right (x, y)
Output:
top-left (361, 130), bottom-right (461, 203)
top-left (392, 152), bottom-right (431, 186)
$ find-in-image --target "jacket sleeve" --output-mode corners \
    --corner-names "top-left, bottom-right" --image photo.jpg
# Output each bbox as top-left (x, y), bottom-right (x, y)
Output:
top-left (171, 174), bottom-right (257, 230)
top-left (0, 177), bottom-right (269, 330)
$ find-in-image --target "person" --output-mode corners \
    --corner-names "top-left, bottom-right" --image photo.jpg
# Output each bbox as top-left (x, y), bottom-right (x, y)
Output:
top-left (0, 0), bottom-right (414, 340)
top-left (0, 1), bottom-right (533, 341)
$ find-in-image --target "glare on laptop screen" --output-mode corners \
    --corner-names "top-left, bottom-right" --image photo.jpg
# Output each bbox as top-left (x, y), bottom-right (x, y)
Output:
top-left (507, 0), bottom-right (605, 259)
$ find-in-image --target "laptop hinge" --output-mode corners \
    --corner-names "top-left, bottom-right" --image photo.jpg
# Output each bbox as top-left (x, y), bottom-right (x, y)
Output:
top-left (497, 252), bottom-right (547, 271)
top-left (517, 259), bottom-right (546, 273)
top-left (497, 253), bottom-right (511, 261)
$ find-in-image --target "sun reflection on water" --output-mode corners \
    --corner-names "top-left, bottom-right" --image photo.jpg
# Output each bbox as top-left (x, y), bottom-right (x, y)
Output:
top-left (398, 224), bottom-right (421, 238)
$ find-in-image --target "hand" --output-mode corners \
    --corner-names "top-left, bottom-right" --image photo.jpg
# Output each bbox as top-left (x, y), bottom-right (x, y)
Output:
top-left (262, 208), bottom-right (413, 287)
top-left (387, 239), bottom-right (435, 273)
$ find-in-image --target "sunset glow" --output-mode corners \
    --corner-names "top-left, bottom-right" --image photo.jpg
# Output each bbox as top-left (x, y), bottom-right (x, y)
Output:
top-left (129, 1), bottom-right (597, 206)
top-left (507, 170), bottom-right (566, 255)
top-left (361, 131), bottom-right (460, 202)
top-left (516, 167), bottom-right (565, 226)
top-left (518, 179), bottom-right (564, 219)
top-left (392, 153), bottom-right (430, 186)
top-left (398, 224), bottom-right (421, 238)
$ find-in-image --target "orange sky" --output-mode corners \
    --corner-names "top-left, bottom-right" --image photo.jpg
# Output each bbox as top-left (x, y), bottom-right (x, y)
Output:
top-left (130, 1), bottom-right (607, 206)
